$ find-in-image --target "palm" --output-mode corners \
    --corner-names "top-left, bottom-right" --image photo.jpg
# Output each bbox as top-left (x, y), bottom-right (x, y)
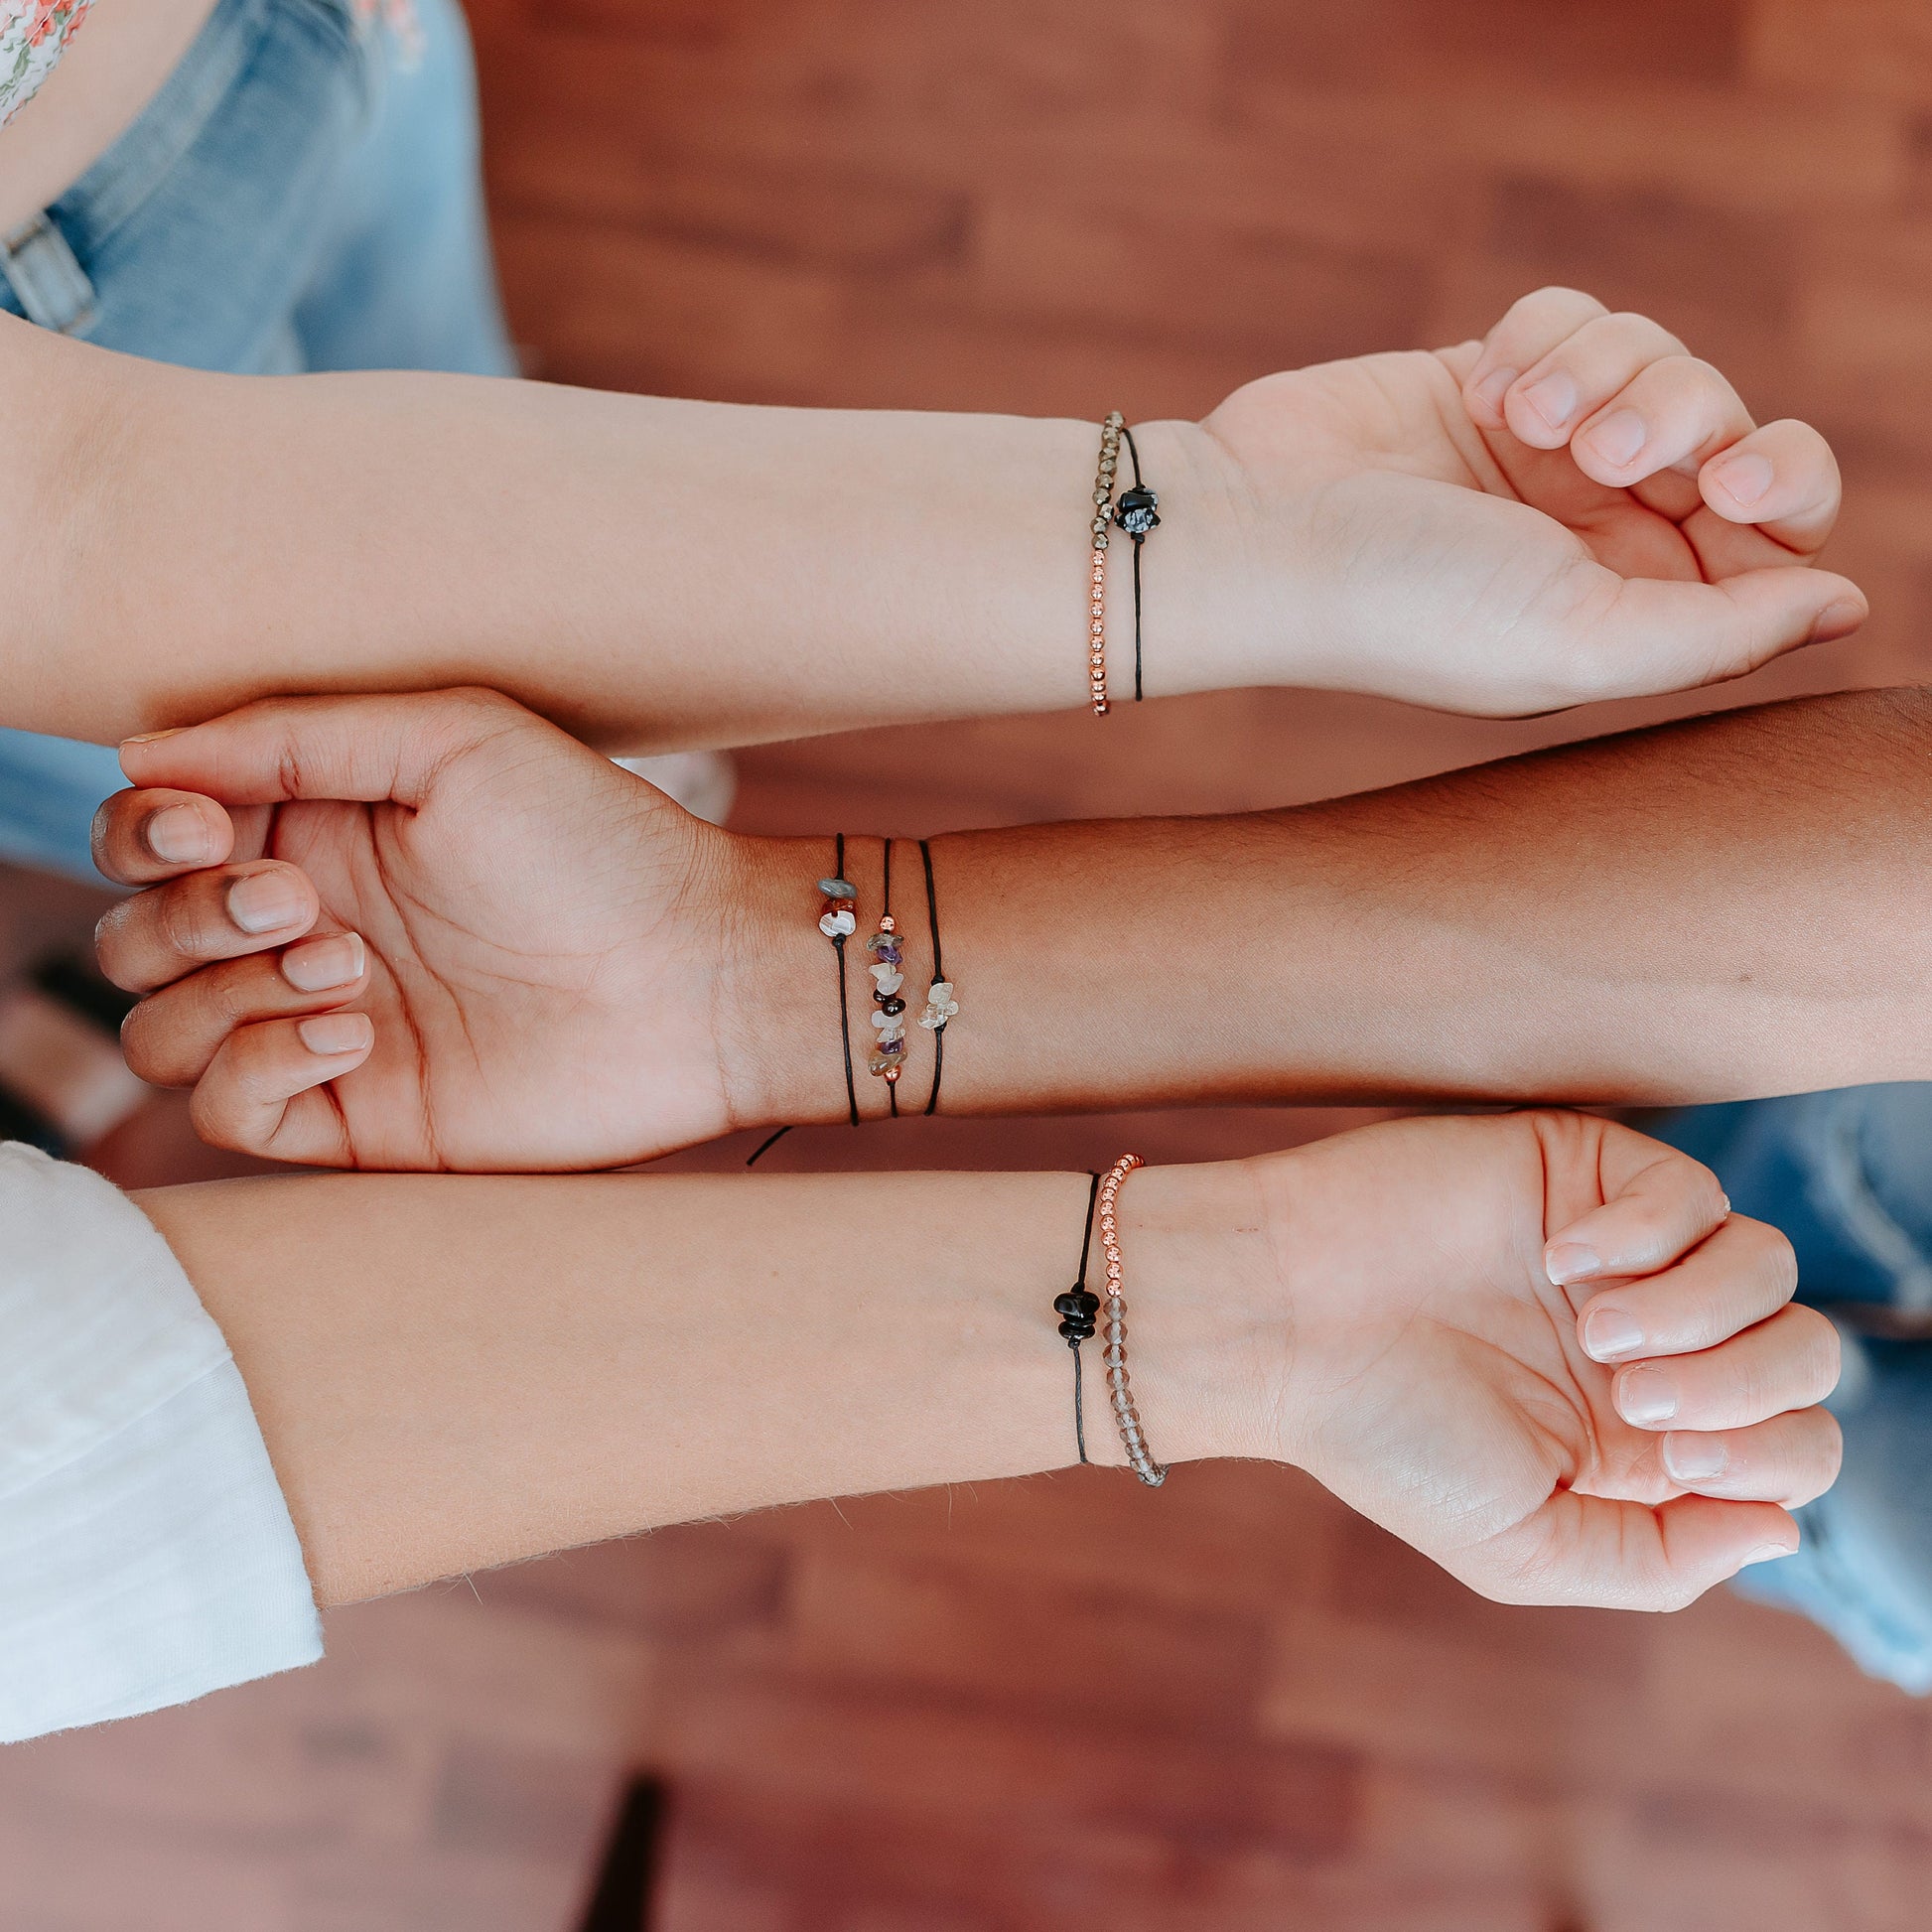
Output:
top-left (1203, 347), bottom-right (1802, 714)
top-left (233, 735), bottom-right (729, 1171)
top-left (1272, 1114), bottom-right (1719, 1608)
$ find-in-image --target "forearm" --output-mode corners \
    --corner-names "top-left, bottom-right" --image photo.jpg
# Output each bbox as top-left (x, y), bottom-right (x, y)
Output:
top-left (133, 1162), bottom-right (1277, 1605)
top-left (6, 319), bottom-right (1249, 751)
top-left (733, 687), bottom-right (1932, 1121)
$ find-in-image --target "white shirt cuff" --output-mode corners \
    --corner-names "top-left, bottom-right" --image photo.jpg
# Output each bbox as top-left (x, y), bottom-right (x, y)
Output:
top-left (0, 1143), bottom-right (322, 1742)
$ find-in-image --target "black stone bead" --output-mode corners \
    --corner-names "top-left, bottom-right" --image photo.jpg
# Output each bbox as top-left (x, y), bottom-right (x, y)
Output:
top-left (1058, 1317), bottom-right (1095, 1341)
top-left (1054, 1289), bottom-right (1100, 1318)
top-left (876, 995), bottom-right (906, 1015)
top-left (1114, 485), bottom-right (1161, 538)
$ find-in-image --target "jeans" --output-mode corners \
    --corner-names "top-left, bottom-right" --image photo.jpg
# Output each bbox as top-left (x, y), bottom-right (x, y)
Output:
top-left (1655, 1086), bottom-right (1932, 1692)
top-left (0, 0), bottom-right (513, 885)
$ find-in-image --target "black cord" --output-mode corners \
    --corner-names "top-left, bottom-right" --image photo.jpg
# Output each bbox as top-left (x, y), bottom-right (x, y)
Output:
top-left (834, 831), bottom-right (859, 1129)
top-left (881, 838), bottom-right (897, 1118)
top-left (1053, 1173), bottom-right (1105, 1464)
top-left (920, 838), bottom-right (944, 1117)
top-left (1120, 424), bottom-right (1147, 704)
top-left (751, 830), bottom-right (860, 1168)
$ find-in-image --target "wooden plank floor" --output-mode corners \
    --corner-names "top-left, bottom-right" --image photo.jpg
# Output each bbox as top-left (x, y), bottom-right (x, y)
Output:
top-left (11, 1), bottom-right (1932, 1926)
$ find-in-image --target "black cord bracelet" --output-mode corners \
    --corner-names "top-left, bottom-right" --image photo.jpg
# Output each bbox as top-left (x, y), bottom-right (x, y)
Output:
top-left (1113, 425), bottom-right (1161, 705)
top-left (1052, 1173), bottom-right (1105, 1464)
top-left (916, 838), bottom-right (957, 1116)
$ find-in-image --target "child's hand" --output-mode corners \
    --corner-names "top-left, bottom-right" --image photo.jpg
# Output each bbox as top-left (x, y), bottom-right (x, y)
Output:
top-left (90, 691), bottom-right (752, 1171)
top-left (1255, 1110), bottom-right (1839, 1607)
top-left (1202, 285), bottom-right (1864, 715)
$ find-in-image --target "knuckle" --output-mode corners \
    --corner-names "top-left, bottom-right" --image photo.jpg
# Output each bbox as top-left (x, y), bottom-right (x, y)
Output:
top-left (187, 1080), bottom-right (248, 1154)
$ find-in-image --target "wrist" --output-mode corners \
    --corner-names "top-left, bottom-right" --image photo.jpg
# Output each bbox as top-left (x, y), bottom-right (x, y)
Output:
top-left (717, 832), bottom-right (941, 1135)
top-left (1110, 1158), bottom-right (1293, 1471)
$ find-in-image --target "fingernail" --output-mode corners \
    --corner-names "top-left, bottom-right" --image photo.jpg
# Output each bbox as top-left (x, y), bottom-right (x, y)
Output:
top-left (1806, 598), bottom-right (1865, 646)
top-left (1520, 371), bottom-right (1578, 430)
top-left (120, 729), bottom-right (186, 747)
top-left (1617, 1367), bottom-right (1679, 1427)
top-left (1740, 1539), bottom-right (1799, 1568)
top-left (1663, 1433), bottom-right (1728, 1482)
top-left (1545, 1241), bottom-right (1603, 1286)
top-left (1710, 452), bottom-right (1774, 506)
top-left (227, 871), bottom-right (307, 935)
top-left (1582, 1306), bottom-right (1646, 1362)
top-left (145, 803), bottom-right (214, 866)
top-left (298, 1013), bottom-right (372, 1057)
top-left (282, 932), bottom-right (365, 994)
top-left (1581, 407), bottom-right (1647, 469)
top-left (1471, 366), bottom-right (1517, 416)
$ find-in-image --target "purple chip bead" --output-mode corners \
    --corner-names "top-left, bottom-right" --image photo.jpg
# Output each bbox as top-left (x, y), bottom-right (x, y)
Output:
top-left (879, 1036), bottom-right (904, 1056)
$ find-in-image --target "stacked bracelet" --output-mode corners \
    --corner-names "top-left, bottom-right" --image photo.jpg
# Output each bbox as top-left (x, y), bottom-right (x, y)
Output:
top-left (1052, 1173), bottom-right (1105, 1463)
top-left (916, 838), bottom-right (957, 1116)
top-left (816, 837), bottom-right (861, 1129)
top-left (1086, 412), bottom-right (1124, 714)
top-left (865, 842), bottom-right (908, 1103)
top-left (1097, 1153), bottom-right (1167, 1486)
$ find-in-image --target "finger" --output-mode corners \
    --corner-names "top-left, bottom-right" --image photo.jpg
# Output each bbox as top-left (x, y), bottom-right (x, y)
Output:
top-left (1462, 286), bottom-right (1611, 426)
top-left (189, 1014), bottom-right (371, 1165)
top-left (118, 687), bottom-right (535, 809)
top-left (1545, 1137), bottom-right (1728, 1289)
top-left (1490, 1490), bottom-right (1799, 1611)
top-left (1550, 560), bottom-right (1869, 700)
top-left (1568, 353), bottom-right (1752, 490)
top-left (121, 935), bottom-right (370, 1088)
top-left (1661, 1408), bottom-right (1844, 1510)
top-left (94, 862), bottom-right (320, 994)
top-left (1612, 1304), bottom-right (1841, 1434)
top-left (90, 788), bottom-right (238, 886)
top-left (1574, 1215), bottom-right (1796, 1364)
top-left (1699, 417), bottom-right (1845, 555)
top-left (1501, 310), bottom-right (1693, 451)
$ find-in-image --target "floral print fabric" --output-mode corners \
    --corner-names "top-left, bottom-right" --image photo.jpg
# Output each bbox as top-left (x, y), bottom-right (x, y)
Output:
top-left (1, 1), bottom-right (93, 129)
top-left (1, 0), bottom-right (421, 131)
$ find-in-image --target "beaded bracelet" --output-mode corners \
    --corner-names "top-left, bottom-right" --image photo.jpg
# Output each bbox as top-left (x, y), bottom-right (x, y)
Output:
top-left (815, 834), bottom-right (861, 1129)
top-left (916, 838), bottom-right (958, 1116)
top-left (1086, 412), bottom-right (1124, 714)
top-left (865, 841), bottom-right (908, 1109)
top-left (1097, 1153), bottom-right (1167, 1486)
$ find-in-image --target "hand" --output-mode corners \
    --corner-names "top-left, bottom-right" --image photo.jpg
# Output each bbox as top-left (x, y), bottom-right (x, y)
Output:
top-left (92, 691), bottom-right (754, 1171)
top-left (1248, 1109), bottom-right (1839, 1607)
top-left (1199, 285), bottom-right (1865, 715)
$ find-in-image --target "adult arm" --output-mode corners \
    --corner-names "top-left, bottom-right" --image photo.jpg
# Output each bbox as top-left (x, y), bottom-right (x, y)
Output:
top-left (133, 1113), bottom-right (1827, 1615)
top-left (3, 292), bottom-right (1863, 750)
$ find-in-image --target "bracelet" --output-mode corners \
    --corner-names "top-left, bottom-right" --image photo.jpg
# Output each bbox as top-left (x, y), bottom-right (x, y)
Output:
top-left (1052, 1173), bottom-right (1105, 1463)
top-left (1097, 1153), bottom-right (1167, 1486)
top-left (1086, 412), bottom-right (1123, 714)
top-left (816, 833), bottom-right (861, 1129)
top-left (916, 838), bottom-right (958, 1116)
top-left (865, 840), bottom-right (907, 1108)
top-left (1113, 424), bottom-right (1160, 705)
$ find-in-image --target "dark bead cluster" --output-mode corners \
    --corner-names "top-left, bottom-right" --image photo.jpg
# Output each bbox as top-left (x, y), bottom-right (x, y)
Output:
top-left (1053, 1286), bottom-right (1100, 1344)
top-left (1114, 484), bottom-right (1161, 540)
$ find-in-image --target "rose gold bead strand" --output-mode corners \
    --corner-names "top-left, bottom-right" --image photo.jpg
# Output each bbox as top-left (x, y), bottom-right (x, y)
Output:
top-left (1096, 1152), bottom-right (1167, 1486)
top-left (1087, 412), bottom-right (1124, 715)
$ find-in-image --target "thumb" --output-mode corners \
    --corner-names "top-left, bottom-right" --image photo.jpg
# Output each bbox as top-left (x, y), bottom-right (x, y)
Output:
top-left (119, 689), bottom-right (536, 808)
top-left (1584, 566), bottom-right (1867, 695)
top-left (1544, 1135), bottom-right (1729, 1292)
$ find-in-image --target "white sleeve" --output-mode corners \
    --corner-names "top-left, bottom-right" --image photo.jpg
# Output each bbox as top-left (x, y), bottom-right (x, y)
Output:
top-left (0, 1143), bottom-right (322, 1743)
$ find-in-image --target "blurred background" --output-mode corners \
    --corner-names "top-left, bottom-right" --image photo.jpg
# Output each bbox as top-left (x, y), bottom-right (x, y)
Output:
top-left (6, 2), bottom-right (1932, 1926)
